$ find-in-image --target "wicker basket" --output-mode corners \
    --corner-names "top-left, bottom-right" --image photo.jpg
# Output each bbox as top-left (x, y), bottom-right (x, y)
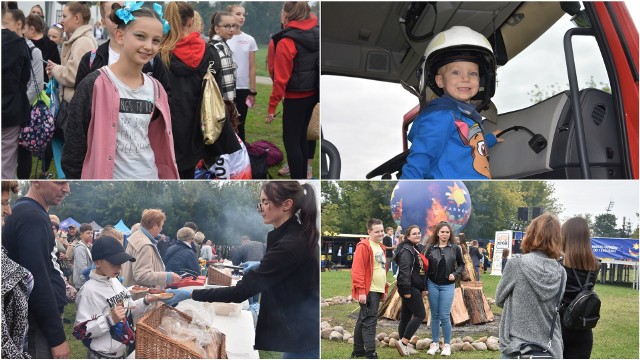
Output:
top-left (207, 267), bottom-right (232, 286)
top-left (136, 304), bottom-right (227, 359)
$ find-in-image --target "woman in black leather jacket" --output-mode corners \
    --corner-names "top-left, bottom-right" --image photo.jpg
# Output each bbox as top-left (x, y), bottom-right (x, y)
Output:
top-left (394, 225), bottom-right (429, 357)
top-left (423, 222), bottom-right (464, 356)
top-left (560, 217), bottom-right (600, 359)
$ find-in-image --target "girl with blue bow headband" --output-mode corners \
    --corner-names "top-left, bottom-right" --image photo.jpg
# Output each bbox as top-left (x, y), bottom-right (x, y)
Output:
top-left (61, 2), bottom-right (179, 179)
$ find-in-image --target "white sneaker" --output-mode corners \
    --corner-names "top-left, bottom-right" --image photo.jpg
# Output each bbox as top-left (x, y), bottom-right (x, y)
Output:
top-left (407, 343), bottom-right (418, 355)
top-left (441, 344), bottom-right (451, 356)
top-left (395, 340), bottom-right (409, 357)
top-left (426, 342), bottom-right (439, 356)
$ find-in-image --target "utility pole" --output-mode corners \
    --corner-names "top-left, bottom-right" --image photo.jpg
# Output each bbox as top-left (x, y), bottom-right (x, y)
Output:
top-left (606, 201), bottom-right (615, 213)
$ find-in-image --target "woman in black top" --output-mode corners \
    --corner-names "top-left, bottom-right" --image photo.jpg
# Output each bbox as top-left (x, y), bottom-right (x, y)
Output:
top-left (560, 217), bottom-right (600, 359)
top-left (164, 181), bottom-right (319, 358)
top-left (423, 221), bottom-right (464, 356)
top-left (394, 225), bottom-right (428, 357)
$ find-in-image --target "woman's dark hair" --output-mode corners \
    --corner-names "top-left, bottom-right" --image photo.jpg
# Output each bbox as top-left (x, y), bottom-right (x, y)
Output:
top-left (404, 225), bottom-right (421, 240)
top-left (109, 3), bottom-right (162, 30)
top-left (502, 248), bottom-right (509, 258)
top-left (65, 2), bottom-right (92, 25)
top-left (261, 181), bottom-right (318, 249)
top-left (521, 213), bottom-right (563, 259)
top-left (160, 1), bottom-right (194, 67)
top-left (25, 13), bottom-right (45, 33)
top-left (207, 11), bottom-right (232, 40)
top-left (428, 221), bottom-right (453, 245)
top-left (282, 1), bottom-right (311, 22)
top-left (562, 217), bottom-right (599, 271)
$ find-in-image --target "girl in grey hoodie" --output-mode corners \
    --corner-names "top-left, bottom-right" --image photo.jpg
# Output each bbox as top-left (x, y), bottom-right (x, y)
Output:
top-left (496, 213), bottom-right (566, 358)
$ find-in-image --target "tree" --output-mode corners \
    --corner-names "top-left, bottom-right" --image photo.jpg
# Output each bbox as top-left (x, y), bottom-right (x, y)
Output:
top-left (320, 181), bottom-right (395, 235)
top-left (192, 1), bottom-right (285, 44)
top-left (592, 213), bottom-right (618, 237)
top-left (527, 76), bottom-right (611, 104)
top-left (632, 213), bottom-right (639, 239)
top-left (565, 213), bottom-right (594, 229)
top-left (50, 181), bottom-right (270, 246)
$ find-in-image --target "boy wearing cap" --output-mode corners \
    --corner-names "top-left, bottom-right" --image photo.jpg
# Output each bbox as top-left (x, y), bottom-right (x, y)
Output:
top-left (401, 26), bottom-right (504, 179)
top-left (73, 236), bottom-right (161, 359)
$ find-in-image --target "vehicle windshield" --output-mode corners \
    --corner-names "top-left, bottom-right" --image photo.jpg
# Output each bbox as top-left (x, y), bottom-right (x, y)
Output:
top-left (322, 7), bottom-right (611, 179)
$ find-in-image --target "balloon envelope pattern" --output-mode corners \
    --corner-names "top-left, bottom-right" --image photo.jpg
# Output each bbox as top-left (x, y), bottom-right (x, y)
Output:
top-left (390, 181), bottom-right (472, 239)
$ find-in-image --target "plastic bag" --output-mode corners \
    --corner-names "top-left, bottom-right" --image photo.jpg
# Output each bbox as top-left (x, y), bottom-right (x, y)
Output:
top-left (176, 299), bottom-right (217, 327)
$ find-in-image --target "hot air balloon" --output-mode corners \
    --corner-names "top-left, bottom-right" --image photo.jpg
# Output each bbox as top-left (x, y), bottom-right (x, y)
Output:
top-left (390, 181), bottom-right (472, 240)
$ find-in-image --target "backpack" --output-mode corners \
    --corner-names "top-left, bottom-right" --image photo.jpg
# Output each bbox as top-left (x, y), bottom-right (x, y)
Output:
top-left (246, 140), bottom-right (284, 167)
top-left (247, 150), bottom-right (271, 179)
top-left (19, 45), bottom-right (55, 156)
top-left (562, 268), bottom-right (600, 330)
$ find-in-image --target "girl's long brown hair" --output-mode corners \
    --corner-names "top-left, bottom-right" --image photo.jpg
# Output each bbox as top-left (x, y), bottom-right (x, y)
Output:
top-left (562, 217), bottom-right (599, 271)
top-left (521, 213), bottom-right (563, 259)
top-left (159, 1), bottom-right (194, 68)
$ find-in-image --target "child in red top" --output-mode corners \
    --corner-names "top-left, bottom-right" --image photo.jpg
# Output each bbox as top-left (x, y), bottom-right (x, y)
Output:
top-left (266, 1), bottom-right (318, 179)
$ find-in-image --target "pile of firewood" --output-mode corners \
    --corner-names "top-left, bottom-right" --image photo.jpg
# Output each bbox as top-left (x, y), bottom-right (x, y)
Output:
top-left (378, 280), bottom-right (493, 326)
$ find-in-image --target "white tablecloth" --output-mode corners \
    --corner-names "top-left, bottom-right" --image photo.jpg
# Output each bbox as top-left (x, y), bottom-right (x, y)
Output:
top-left (175, 284), bottom-right (258, 359)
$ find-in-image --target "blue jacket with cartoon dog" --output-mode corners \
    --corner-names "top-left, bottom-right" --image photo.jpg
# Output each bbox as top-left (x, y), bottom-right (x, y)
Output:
top-left (401, 95), bottom-right (497, 179)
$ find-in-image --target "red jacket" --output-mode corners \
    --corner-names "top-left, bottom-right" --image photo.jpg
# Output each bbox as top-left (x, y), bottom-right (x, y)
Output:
top-left (351, 238), bottom-right (389, 299)
top-left (267, 14), bottom-right (318, 114)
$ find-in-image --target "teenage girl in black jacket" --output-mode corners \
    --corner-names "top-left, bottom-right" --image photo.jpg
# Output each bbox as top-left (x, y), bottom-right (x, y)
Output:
top-left (560, 217), bottom-right (600, 359)
top-left (394, 225), bottom-right (429, 357)
top-left (164, 182), bottom-right (320, 358)
top-left (159, 1), bottom-right (239, 179)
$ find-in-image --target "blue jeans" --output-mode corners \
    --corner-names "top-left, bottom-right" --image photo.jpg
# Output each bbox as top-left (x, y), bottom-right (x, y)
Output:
top-left (427, 279), bottom-right (455, 344)
top-left (282, 348), bottom-right (319, 359)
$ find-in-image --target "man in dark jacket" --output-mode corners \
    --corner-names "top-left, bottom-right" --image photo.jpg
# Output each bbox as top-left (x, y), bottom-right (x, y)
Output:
top-left (2, 19), bottom-right (31, 179)
top-left (164, 227), bottom-right (200, 276)
top-left (469, 240), bottom-right (483, 280)
top-left (238, 236), bottom-right (265, 263)
top-left (382, 227), bottom-right (396, 273)
top-left (2, 181), bottom-right (71, 358)
top-left (156, 233), bottom-right (171, 261)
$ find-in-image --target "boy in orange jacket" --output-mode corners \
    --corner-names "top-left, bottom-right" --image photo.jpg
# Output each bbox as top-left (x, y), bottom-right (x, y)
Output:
top-left (351, 218), bottom-right (389, 359)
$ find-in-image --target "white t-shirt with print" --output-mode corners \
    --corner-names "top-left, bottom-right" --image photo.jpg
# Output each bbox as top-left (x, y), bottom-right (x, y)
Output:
top-left (104, 67), bottom-right (158, 179)
top-left (227, 32), bottom-right (258, 89)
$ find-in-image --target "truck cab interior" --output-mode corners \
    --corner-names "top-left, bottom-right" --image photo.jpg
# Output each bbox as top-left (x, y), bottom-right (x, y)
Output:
top-left (321, 2), bottom-right (638, 179)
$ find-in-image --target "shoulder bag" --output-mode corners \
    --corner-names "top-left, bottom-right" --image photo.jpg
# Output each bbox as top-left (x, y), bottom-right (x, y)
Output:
top-left (512, 269), bottom-right (565, 359)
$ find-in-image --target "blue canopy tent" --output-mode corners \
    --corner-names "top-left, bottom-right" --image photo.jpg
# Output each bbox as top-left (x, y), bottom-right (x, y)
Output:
top-left (114, 220), bottom-right (131, 235)
top-left (114, 220), bottom-right (132, 248)
top-left (59, 217), bottom-right (81, 230)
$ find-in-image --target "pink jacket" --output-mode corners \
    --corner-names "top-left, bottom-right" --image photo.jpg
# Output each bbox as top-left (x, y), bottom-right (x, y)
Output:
top-left (82, 69), bottom-right (179, 179)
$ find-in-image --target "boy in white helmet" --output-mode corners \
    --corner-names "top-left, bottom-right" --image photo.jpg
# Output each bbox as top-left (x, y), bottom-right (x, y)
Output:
top-left (401, 26), bottom-right (503, 179)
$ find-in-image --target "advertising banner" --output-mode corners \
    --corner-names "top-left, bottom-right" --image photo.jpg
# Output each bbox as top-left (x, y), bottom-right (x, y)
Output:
top-left (491, 231), bottom-right (512, 275)
top-left (591, 238), bottom-right (639, 262)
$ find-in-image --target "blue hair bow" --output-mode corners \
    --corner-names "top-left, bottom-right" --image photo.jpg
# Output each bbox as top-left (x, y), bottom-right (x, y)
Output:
top-left (115, 1), bottom-right (144, 24)
top-left (153, 3), bottom-right (170, 35)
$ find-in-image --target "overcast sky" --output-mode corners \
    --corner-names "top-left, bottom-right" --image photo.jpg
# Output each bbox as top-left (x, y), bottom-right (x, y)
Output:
top-left (322, 2), bottom-right (640, 180)
top-left (550, 180), bottom-right (638, 229)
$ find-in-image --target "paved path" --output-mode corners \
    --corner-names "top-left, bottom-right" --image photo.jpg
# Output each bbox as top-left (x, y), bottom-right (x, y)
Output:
top-left (257, 76), bottom-right (272, 85)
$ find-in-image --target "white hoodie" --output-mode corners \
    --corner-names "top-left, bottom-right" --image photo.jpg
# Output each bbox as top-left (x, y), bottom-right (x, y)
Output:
top-left (75, 270), bottom-right (152, 357)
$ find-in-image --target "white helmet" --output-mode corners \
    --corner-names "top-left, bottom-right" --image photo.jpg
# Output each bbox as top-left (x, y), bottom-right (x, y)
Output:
top-left (418, 26), bottom-right (496, 108)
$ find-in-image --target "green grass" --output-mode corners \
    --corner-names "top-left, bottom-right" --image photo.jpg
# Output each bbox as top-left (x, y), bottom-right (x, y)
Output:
top-left (31, 81), bottom-right (319, 180)
top-left (321, 269), bottom-right (639, 359)
top-left (255, 45), bottom-right (269, 78)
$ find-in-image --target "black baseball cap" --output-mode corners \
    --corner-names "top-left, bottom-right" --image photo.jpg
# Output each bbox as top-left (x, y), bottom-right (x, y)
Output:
top-left (91, 236), bottom-right (136, 265)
